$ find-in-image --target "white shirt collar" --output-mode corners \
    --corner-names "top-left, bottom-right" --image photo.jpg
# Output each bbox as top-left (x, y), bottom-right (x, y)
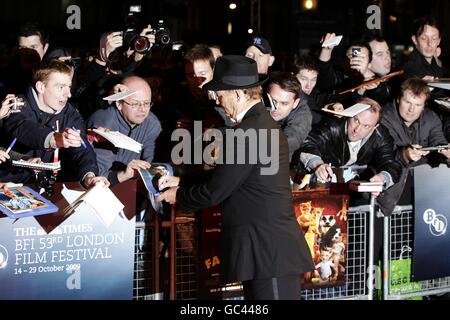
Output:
top-left (32, 87), bottom-right (61, 114)
top-left (231, 103), bottom-right (257, 124)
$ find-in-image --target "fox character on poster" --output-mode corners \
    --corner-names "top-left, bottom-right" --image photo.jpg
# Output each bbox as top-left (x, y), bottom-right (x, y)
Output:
top-left (293, 189), bottom-right (348, 289)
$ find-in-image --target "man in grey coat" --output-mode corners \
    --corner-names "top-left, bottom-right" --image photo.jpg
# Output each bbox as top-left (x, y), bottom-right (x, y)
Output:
top-left (87, 76), bottom-right (161, 187)
top-left (378, 78), bottom-right (450, 215)
top-left (267, 72), bottom-right (312, 164)
top-left (381, 78), bottom-right (450, 166)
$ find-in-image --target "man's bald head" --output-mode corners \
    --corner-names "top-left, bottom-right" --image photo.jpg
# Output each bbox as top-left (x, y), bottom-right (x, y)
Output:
top-left (117, 76), bottom-right (153, 126)
top-left (122, 76), bottom-right (152, 100)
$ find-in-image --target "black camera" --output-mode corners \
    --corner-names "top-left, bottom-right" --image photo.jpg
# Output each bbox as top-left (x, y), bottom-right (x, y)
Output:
top-left (64, 57), bottom-right (81, 68)
top-left (351, 47), bottom-right (361, 58)
top-left (121, 5), bottom-right (170, 54)
top-left (121, 21), bottom-right (170, 54)
top-left (11, 97), bottom-right (25, 111)
top-left (121, 5), bottom-right (151, 54)
top-left (122, 29), bottom-right (152, 54)
top-left (153, 20), bottom-right (171, 46)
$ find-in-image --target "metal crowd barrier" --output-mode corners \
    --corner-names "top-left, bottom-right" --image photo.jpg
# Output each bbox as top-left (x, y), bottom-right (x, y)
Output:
top-left (132, 196), bottom-right (450, 300)
top-left (132, 205), bottom-right (372, 300)
top-left (383, 205), bottom-right (450, 300)
top-left (133, 221), bottom-right (156, 300)
top-left (174, 215), bottom-right (198, 300)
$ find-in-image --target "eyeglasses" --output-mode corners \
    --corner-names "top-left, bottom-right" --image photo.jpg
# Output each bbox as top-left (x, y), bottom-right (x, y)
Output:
top-left (123, 100), bottom-right (153, 110)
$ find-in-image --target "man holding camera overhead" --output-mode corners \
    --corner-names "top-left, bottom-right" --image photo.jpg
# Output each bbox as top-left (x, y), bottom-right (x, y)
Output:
top-left (317, 34), bottom-right (391, 106)
top-left (74, 16), bottom-right (157, 118)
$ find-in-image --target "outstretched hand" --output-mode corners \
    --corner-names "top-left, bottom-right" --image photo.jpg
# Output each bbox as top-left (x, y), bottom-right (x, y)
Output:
top-left (157, 187), bottom-right (179, 205)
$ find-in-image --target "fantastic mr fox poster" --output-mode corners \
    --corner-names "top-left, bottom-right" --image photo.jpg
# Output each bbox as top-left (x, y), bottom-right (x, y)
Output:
top-left (293, 189), bottom-right (349, 290)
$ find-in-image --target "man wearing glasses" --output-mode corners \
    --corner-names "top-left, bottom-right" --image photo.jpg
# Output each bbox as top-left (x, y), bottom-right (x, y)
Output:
top-left (87, 76), bottom-right (161, 187)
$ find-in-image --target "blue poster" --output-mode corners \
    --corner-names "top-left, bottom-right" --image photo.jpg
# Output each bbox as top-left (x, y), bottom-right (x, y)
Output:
top-left (0, 202), bottom-right (135, 300)
top-left (413, 164), bottom-right (450, 281)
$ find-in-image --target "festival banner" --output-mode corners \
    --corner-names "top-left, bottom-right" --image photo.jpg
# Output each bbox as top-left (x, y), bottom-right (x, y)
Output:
top-left (413, 164), bottom-right (450, 281)
top-left (0, 198), bottom-right (135, 299)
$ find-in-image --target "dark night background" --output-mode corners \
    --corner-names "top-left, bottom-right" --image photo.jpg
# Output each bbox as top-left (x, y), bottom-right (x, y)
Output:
top-left (1, 0), bottom-right (450, 68)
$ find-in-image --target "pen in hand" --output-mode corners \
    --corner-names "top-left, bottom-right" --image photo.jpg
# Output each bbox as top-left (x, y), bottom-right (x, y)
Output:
top-left (71, 127), bottom-right (87, 149)
top-left (5, 138), bottom-right (17, 154)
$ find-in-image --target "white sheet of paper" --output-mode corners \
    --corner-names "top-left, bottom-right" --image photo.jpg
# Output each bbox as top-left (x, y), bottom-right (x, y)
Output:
top-left (61, 184), bottom-right (124, 227)
top-left (322, 35), bottom-right (343, 48)
top-left (428, 82), bottom-right (450, 90)
top-left (12, 160), bottom-right (61, 171)
top-left (93, 129), bottom-right (142, 153)
top-left (61, 184), bottom-right (88, 216)
top-left (61, 184), bottom-right (84, 204)
top-left (82, 184), bottom-right (124, 227)
top-left (103, 90), bottom-right (137, 101)
top-left (435, 99), bottom-right (450, 109)
top-left (322, 103), bottom-right (371, 118)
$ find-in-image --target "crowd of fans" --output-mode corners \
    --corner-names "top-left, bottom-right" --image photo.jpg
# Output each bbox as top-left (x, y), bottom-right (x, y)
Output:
top-left (1, 17), bottom-right (448, 208)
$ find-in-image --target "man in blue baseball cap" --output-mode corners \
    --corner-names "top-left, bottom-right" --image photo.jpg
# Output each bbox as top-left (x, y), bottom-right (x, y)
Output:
top-left (245, 36), bottom-right (275, 75)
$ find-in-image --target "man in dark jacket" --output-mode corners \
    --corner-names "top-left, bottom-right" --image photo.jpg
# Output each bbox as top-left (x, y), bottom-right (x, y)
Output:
top-left (403, 16), bottom-right (444, 81)
top-left (0, 94), bottom-right (42, 167)
top-left (299, 97), bottom-right (402, 195)
top-left (377, 78), bottom-right (450, 215)
top-left (381, 78), bottom-right (450, 167)
top-left (299, 97), bottom-right (402, 275)
top-left (0, 22), bottom-right (49, 97)
top-left (317, 33), bottom-right (392, 106)
top-left (158, 55), bottom-right (314, 300)
top-left (267, 72), bottom-right (312, 163)
top-left (401, 16), bottom-right (448, 116)
top-left (293, 55), bottom-right (332, 126)
top-left (0, 59), bottom-right (108, 188)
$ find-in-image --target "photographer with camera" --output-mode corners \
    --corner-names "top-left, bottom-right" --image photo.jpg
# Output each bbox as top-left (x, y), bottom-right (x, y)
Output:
top-left (74, 18), bottom-right (171, 119)
top-left (316, 33), bottom-right (391, 107)
top-left (71, 24), bottom-right (155, 119)
top-left (95, 24), bottom-right (156, 70)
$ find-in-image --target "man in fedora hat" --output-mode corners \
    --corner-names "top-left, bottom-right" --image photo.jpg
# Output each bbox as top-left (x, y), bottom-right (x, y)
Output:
top-left (158, 55), bottom-right (313, 300)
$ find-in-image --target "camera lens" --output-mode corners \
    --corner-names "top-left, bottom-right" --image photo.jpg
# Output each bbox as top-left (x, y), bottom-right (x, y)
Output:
top-left (155, 20), bottom-right (171, 46)
top-left (351, 48), bottom-right (361, 58)
top-left (160, 34), bottom-right (170, 45)
top-left (133, 36), bottom-right (151, 54)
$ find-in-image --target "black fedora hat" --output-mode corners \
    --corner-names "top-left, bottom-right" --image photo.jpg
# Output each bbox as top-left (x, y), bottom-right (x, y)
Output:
top-left (203, 55), bottom-right (268, 91)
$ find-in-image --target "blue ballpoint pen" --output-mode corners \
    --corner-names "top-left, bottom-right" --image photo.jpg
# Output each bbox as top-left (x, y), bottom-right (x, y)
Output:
top-left (5, 138), bottom-right (17, 154)
top-left (71, 127), bottom-right (87, 149)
